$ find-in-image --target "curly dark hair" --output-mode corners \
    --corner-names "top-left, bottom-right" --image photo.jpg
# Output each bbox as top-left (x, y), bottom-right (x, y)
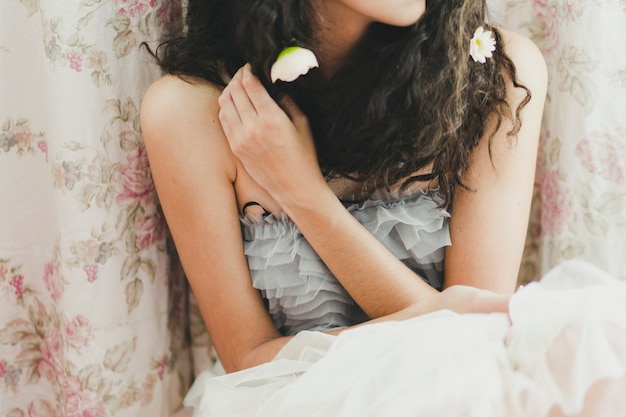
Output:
top-left (146, 0), bottom-right (530, 209)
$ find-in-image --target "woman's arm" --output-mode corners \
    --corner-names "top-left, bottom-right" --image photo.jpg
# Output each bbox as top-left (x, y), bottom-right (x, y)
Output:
top-left (444, 29), bottom-right (548, 292)
top-left (140, 75), bottom-right (287, 372)
top-left (219, 66), bottom-right (441, 319)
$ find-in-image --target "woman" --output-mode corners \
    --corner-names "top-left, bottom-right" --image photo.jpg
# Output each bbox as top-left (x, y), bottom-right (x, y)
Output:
top-left (141, 1), bottom-right (626, 416)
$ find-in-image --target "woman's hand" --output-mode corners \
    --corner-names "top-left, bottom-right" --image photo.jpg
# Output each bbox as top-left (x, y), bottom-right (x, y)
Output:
top-left (363, 284), bottom-right (510, 330)
top-left (401, 285), bottom-right (511, 320)
top-left (400, 285), bottom-right (511, 321)
top-left (218, 64), bottom-right (326, 204)
top-left (436, 285), bottom-right (510, 314)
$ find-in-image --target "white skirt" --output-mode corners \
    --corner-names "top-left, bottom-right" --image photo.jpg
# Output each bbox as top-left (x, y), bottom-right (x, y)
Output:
top-left (184, 260), bottom-right (626, 417)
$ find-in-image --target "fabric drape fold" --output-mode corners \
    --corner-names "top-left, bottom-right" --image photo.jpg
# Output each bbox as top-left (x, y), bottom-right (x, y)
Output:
top-left (0, 1), bottom-right (191, 415)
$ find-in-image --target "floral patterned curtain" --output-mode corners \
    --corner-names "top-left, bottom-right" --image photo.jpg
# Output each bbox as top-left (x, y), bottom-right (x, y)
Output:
top-left (0, 1), bottom-right (192, 416)
top-left (497, 0), bottom-right (626, 284)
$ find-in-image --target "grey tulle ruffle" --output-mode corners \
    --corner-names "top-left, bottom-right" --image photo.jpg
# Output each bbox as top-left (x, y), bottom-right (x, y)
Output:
top-left (241, 190), bottom-right (451, 336)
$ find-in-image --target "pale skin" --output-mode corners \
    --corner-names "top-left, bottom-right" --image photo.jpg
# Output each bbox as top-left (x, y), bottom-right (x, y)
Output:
top-left (140, 1), bottom-right (548, 374)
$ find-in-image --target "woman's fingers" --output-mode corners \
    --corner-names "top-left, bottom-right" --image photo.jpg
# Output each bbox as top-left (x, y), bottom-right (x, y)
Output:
top-left (218, 84), bottom-right (243, 151)
top-left (240, 64), bottom-right (283, 116)
top-left (228, 66), bottom-right (259, 121)
top-left (439, 285), bottom-right (511, 314)
top-left (217, 63), bottom-right (318, 198)
top-left (218, 85), bottom-right (241, 122)
top-left (218, 65), bottom-right (285, 142)
top-left (477, 291), bottom-right (510, 314)
top-left (221, 64), bottom-right (305, 131)
top-left (217, 105), bottom-right (234, 142)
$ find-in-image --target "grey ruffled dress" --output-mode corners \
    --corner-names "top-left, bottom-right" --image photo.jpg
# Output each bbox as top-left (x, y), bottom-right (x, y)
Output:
top-left (241, 189), bottom-right (451, 335)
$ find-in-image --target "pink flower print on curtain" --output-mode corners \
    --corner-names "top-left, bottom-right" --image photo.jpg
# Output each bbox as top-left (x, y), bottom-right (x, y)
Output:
top-left (136, 214), bottom-right (166, 251)
top-left (576, 133), bottom-right (626, 185)
top-left (62, 375), bottom-right (107, 417)
top-left (63, 315), bottom-right (94, 349)
top-left (116, 143), bottom-right (155, 208)
top-left (9, 275), bottom-right (25, 297)
top-left (43, 260), bottom-right (64, 302)
top-left (541, 169), bottom-right (572, 236)
top-left (37, 329), bottom-right (64, 382)
top-left (27, 400), bottom-right (59, 417)
top-left (533, 0), bottom-right (560, 53)
top-left (114, 0), bottom-right (157, 18)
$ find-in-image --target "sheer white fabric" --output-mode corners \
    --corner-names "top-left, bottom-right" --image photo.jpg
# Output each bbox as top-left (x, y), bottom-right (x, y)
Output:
top-left (186, 261), bottom-right (626, 417)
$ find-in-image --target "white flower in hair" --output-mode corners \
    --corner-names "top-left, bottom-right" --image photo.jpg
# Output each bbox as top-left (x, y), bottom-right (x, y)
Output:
top-left (270, 46), bottom-right (319, 83)
top-left (470, 26), bottom-right (496, 64)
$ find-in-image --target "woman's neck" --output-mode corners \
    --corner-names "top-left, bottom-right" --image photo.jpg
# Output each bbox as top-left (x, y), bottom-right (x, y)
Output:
top-left (311, 1), bottom-right (372, 78)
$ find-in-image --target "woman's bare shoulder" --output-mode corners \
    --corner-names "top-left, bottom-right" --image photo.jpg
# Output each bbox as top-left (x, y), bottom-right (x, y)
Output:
top-left (141, 74), bottom-right (222, 130)
top-left (147, 73), bottom-right (222, 97)
top-left (140, 74), bottom-right (236, 178)
top-left (497, 27), bottom-right (548, 94)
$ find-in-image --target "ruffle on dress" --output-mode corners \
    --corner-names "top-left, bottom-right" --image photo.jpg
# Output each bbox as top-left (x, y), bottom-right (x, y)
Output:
top-left (345, 190), bottom-right (450, 288)
top-left (240, 190), bottom-right (450, 335)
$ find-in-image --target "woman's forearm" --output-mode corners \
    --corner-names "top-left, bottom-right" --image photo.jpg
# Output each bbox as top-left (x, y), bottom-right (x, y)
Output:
top-left (245, 285), bottom-right (508, 371)
top-left (276, 183), bottom-right (438, 319)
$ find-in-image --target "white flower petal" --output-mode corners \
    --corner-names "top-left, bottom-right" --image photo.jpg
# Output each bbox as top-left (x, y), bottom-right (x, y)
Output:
top-left (469, 26), bottom-right (496, 64)
top-left (270, 46), bottom-right (319, 83)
